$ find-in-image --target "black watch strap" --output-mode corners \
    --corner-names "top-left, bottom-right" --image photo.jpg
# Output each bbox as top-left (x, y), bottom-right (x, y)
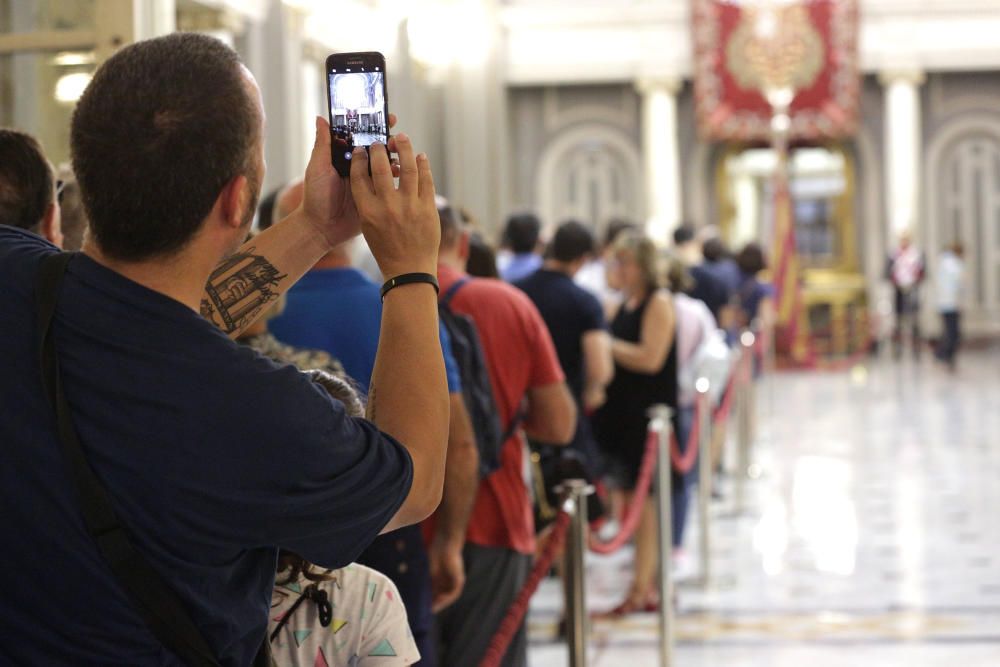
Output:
top-left (380, 272), bottom-right (440, 301)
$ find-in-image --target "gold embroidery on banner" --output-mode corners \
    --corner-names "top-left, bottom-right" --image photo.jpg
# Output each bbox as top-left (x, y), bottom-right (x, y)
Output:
top-left (725, 6), bottom-right (824, 96)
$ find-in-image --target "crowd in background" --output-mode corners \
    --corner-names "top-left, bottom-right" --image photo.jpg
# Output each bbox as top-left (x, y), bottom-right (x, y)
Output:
top-left (0, 30), bottom-right (967, 667)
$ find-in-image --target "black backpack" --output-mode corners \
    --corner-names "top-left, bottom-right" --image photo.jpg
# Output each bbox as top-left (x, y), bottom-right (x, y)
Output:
top-left (439, 278), bottom-right (521, 477)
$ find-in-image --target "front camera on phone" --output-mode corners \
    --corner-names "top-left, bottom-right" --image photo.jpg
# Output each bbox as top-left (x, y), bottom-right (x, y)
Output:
top-left (345, 152), bottom-right (353, 160)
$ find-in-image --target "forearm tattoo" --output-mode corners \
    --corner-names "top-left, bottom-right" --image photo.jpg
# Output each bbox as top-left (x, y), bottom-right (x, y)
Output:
top-left (200, 247), bottom-right (286, 334)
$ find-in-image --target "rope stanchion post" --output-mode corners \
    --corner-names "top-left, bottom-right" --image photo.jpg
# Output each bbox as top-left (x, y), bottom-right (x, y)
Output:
top-left (744, 326), bottom-right (759, 447)
top-left (735, 329), bottom-right (755, 513)
top-left (557, 479), bottom-right (594, 667)
top-left (647, 403), bottom-right (674, 667)
top-left (695, 378), bottom-right (712, 589)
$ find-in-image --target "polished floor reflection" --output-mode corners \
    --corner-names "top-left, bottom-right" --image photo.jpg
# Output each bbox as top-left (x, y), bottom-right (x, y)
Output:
top-left (528, 346), bottom-right (1000, 666)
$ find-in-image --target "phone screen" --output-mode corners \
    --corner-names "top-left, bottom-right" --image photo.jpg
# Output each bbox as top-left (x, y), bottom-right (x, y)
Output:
top-left (326, 53), bottom-right (389, 177)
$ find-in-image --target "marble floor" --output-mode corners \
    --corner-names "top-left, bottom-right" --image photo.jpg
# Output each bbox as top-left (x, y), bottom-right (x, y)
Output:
top-left (527, 345), bottom-right (1000, 666)
top-left (351, 131), bottom-right (383, 146)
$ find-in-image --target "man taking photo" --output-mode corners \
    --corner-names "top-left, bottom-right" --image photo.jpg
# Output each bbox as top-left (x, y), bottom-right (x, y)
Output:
top-left (0, 33), bottom-right (448, 665)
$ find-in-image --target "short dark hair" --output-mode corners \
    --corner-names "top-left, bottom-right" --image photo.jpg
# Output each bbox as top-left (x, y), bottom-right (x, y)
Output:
top-left (673, 225), bottom-right (695, 246)
top-left (0, 129), bottom-right (54, 232)
top-left (71, 33), bottom-right (260, 261)
top-left (736, 242), bottom-right (767, 275)
top-left (548, 220), bottom-right (595, 263)
top-left (603, 218), bottom-right (636, 249)
top-left (702, 237), bottom-right (730, 262)
top-left (502, 213), bottom-right (541, 253)
top-left (467, 232), bottom-right (499, 278)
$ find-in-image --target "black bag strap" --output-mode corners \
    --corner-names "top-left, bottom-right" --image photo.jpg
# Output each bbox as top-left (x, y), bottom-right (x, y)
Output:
top-left (440, 277), bottom-right (470, 307)
top-left (440, 275), bottom-right (523, 443)
top-left (500, 406), bottom-right (526, 444)
top-left (35, 253), bottom-right (222, 667)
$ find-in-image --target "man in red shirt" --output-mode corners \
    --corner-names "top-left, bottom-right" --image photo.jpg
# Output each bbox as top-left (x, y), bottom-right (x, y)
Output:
top-left (434, 202), bottom-right (576, 666)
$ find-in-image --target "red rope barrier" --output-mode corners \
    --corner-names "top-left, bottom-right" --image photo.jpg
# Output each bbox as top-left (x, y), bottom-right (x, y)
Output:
top-left (797, 315), bottom-right (878, 371)
top-left (713, 366), bottom-right (740, 426)
top-left (775, 282), bottom-right (880, 372)
top-left (479, 346), bottom-right (765, 665)
top-left (479, 356), bottom-right (761, 664)
top-left (669, 394), bottom-right (702, 475)
top-left (587, 428), bottom-right (659, 555)
top-left (478, 510), bottom-right (572, 667)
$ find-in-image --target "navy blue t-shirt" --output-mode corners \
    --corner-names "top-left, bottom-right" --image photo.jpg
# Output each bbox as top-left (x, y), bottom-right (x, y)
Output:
top-left (270, 267), bottom-right (461, 393)
top-left (701, 258), bottom-right (741, 297)
top-left (515, 268), bottom-right (606, 401)
top-left (0, 226), bottom-right (413, 666)
top-left (687, 263), bottom-right (730, 322)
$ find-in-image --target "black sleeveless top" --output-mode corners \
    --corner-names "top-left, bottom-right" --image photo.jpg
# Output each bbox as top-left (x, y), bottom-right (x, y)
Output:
top-left (593, 291), bottom-right (678, 473)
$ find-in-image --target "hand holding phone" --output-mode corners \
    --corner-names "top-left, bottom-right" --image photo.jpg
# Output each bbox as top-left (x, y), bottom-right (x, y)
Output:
top-left (349, 133), bottom-right (440, 279)
top-left (326, 51), bottom-right (390, 178)
top-left (296, 113), bottom-right (400, 252)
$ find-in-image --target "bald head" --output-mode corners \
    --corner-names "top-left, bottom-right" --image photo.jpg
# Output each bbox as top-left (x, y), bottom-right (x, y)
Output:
top-left (274, 179), bottom-right (304, 224)
top-left (437, 203), bottom-right (464, 250)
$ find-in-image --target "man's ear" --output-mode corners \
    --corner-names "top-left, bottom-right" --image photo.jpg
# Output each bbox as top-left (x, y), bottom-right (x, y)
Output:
top-left (41, 202), bottom-right (63, 249)
top-left (220, 174), bottom-right (249, 230)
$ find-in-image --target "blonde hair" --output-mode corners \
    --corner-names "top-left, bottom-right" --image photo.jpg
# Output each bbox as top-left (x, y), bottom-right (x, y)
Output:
top-left (613, 231), bottom-right (662, 292)
top-left (663, 254), bottom-right (693, 293)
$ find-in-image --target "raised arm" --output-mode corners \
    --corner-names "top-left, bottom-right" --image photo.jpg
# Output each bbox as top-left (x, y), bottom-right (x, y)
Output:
top-left (200, 116), bottom-right (393, 337)
top-left (217, 115), bottom-right (449, 533)
top-left (351, 135), bottom-right (450, 533)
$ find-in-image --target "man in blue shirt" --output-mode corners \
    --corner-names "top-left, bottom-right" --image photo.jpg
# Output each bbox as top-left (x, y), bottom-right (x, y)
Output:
top-left (673, 225), bottom-right (730, 323)
top-left (0, 33), bottom-right (449, 665)
top-left (270, 182), bottom-right (479, 666)
top-left (497, 212), bottom-right (543, 282)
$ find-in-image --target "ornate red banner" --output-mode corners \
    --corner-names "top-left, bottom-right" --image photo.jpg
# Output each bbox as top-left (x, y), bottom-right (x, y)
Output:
top-left (692, 0), bottom-right (859, 141)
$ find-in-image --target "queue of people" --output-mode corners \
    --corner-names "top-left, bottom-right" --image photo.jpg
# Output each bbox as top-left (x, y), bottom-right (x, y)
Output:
top-left (0, 30), bottom-right (969, 667)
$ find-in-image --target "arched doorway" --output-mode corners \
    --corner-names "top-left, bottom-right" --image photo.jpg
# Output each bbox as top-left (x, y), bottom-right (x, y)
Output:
top-left (536, 124), bottom-right (641, 238)
top-left (925, 117), bottom-right (1000, 335)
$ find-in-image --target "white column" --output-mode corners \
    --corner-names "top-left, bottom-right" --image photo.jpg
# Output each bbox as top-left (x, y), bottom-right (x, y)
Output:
top-left (440, 0), bottom-right (507, 233)
top-left (250, 1), bottom-right (307, 194)
top-left (133, 0), bottom-right (176, 41)
top-left (636, 77), bottom-right (682, 247)
top-left (880, 69), bottom-right (925, 238)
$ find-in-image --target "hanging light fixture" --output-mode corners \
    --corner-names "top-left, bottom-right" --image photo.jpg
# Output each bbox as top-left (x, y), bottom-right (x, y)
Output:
top-left (54, 72), bottom-right (92, 104)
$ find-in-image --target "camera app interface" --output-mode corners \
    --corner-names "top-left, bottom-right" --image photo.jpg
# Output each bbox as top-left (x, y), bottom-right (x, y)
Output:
top-left (329, 67), bottom-right (386, 163)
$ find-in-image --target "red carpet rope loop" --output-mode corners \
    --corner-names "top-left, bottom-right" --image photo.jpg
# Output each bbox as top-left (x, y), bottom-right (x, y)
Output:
top-left (478, 510), bottom-right (572, 667)
top-left (669, 394), bottom-right (703, 475)
top-left (586, 428), bottom-right (660, 555)
top-left (480, 341), bottom-right (763, 665)
top-left (713, 365), bottom-right (740, 426)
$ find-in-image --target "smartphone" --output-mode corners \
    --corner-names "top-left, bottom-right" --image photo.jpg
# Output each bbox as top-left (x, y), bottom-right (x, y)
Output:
top-left (325, 51), bottom-right (390, 178)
